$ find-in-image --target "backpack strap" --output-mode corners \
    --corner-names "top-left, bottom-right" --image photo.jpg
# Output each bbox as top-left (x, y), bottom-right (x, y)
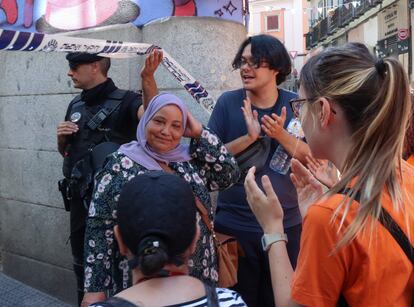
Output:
top-left (337, 188), bottom-right (414, 264)
top-left (336, 188), bottom-right (414, 306)
top-left (203, 282), bottom-right (219, 307)
top-left (86, 89), bottom-right (128, 131)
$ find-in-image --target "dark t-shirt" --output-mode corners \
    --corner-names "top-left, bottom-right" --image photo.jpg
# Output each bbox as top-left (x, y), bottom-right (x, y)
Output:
top-left (208, 88), bottom-right (301, 232)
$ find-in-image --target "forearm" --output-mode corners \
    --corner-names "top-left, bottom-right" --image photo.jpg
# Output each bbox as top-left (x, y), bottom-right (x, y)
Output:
top-left (268, 242), bottom-right (295, 307)
top-left (225, 134), bottom-right (256, 155)
top-left (141, 75), bottom-right (158, 109)
top-left (266, 224), bottom-right (299, 307)
top-left (57, 137), bottom-right (67, 156)
top-left (275, 131), bottom-right (310, 164)
top-left (190, 127), bottom-right (240, 190)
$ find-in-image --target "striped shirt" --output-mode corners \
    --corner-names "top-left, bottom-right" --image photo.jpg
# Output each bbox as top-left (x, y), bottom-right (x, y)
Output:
top-left (89, 288), bottom-right (247, 307)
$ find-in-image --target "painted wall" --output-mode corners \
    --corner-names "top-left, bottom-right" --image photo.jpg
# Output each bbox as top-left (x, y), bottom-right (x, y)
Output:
top-left (0, 0), bottom-right (245, 33)
top-left (260, 9), bottom-right (285, 42)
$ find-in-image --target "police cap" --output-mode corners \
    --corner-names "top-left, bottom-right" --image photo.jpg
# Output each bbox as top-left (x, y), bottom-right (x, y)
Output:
top-left (66, 52), bottom-right (104, 69)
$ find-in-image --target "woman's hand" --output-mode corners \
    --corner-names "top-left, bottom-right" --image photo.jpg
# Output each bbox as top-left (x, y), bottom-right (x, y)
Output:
top-left (241, 97), bottom-right (261, 142)
top-left (305, 155), bottom-right (339, 188)
top-left (183, 112), bottom-right (203, 139)
top-left (245, 167), bottom-right (284, 233)
top-left (140, 49), bottom-right (163, 79)
top-left (290, 159), bottom-right (325, 218)
top-left (261, 107), bottom-right (287, 140)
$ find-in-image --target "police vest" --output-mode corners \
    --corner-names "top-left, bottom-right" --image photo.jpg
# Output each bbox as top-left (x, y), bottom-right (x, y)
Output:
top-left (62, 89), bottom-right (129, 178)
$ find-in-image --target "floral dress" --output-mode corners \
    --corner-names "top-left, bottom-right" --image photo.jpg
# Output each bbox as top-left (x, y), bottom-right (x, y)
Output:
top-left (84, 127), bottom-right (240, 296)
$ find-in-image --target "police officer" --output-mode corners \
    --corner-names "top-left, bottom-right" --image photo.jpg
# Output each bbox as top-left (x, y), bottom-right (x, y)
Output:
top-left (57, 52), bottom-right (142, 306)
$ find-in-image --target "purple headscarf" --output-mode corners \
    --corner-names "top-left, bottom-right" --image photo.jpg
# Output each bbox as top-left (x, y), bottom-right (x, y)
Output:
top-left (119, 93), bottom-right (191, 170)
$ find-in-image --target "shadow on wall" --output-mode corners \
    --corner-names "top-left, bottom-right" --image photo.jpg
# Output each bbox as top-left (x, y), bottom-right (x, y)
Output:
top-left (0, 0), bottom-right (245, 33)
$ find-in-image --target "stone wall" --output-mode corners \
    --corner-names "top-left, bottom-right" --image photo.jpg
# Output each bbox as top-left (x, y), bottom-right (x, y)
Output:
top-left (0, 18), bottom-right (245, 305)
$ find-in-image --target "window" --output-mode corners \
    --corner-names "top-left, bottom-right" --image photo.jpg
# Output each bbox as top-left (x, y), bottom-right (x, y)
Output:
top-left (266, 15), bottom-right (279, 31)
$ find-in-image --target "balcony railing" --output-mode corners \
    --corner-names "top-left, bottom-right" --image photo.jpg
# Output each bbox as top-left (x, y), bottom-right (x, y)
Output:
top-left (369, 0), bottom-right (382, 7)
top-left (328, 8), bottom-right (340, 34)
top-left (339, 3), bottom-right (355, 27)
top-left (305, 0), bottom-right (383, 49)
top-left (311, 24), bottom-right (319, 47)
top-left (320, 17), bottom-right (328, 40)
top-left (305, 32), bottom-right (313, 50)
top-left (355, 0), bottom-right (367, 16)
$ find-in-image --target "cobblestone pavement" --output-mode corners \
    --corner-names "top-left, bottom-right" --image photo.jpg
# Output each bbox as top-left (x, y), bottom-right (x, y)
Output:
top-left (0, 272), bottom-right (73, 307)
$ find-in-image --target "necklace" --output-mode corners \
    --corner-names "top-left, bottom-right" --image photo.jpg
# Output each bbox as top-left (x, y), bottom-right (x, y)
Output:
top-left (136, 270), bottom-right (187, 284)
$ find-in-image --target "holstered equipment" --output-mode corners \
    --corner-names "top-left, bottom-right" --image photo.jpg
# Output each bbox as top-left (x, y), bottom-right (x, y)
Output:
top-left (60, 89), bottom-right (127, 211)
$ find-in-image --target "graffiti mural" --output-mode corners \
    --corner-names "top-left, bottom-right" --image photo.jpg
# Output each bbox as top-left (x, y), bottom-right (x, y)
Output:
top-left (0, 0), bottom-right (245, 33)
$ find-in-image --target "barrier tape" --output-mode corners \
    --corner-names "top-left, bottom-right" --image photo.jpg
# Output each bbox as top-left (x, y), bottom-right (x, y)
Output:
top-left (0, 29), bottom-right (215, 114)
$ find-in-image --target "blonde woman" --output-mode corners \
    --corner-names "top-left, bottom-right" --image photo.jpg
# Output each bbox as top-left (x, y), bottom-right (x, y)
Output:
top-left (244, 43), bottom-right (414, 307)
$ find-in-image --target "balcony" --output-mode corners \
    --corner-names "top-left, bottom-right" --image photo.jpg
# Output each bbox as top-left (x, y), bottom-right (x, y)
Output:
top-left (328, 8), bottom-right (340, 34)
top-left (354, 0), bottom-right (367, 16)
top-left (320, 17), bottom-right (328, 40)
top-left (369, 0), bottom-right (382, 7)
top-left (339, 3), bottom-right (355, 27)
top-left (311, 23), bottom-right (320, 47)
top-left (304, 0), bottom-right (385, 50)
top-left (305, 32), bottom-right (313, 50)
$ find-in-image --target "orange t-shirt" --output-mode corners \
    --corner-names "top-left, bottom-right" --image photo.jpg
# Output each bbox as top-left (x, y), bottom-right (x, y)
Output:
top-left (408, 155), bottom-right (414, 166)
top-left (291, 161), bottom-right (414, 307)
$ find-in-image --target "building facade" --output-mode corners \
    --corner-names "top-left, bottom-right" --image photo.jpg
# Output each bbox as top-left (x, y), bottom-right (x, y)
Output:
top-left (305, 0), bottom-right (411, 78)
top-left (248, 0), bottom-right (310, 90)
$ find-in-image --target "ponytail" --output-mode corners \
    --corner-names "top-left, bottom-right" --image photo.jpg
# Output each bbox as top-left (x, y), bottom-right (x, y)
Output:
top-left (332, 57), bottom-right (411, 248)
top-left (300, 43), bottom-right (412, 248)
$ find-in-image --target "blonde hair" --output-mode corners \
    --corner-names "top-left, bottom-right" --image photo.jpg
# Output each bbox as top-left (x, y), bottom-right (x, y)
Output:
top-left (300, 43), bottom-right (411, 248)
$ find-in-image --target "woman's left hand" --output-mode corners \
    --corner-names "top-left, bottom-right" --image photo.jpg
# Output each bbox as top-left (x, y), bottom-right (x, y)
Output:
top-left (245, 167), bottom-right (284, 233)
top-left (261, 107), bottom-right (287, 140)
top-left (290, 159), bottom-right (325, 218)
top-left (305, 155), bottom-right (339, 188)
top-left (183, 112), bottom-right (203, 139)
top-left (140, 49), bottom-right (163, 79)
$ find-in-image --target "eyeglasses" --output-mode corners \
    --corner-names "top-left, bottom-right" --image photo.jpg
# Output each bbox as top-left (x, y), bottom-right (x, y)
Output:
top-left (234, 58), bottom-right (269, 69)
top-left (289, 97), bottom-right (337, 118)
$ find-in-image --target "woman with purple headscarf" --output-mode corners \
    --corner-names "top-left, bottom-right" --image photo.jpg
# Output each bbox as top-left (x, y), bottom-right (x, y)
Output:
top-left (82, 93), bottom-right (240, 303)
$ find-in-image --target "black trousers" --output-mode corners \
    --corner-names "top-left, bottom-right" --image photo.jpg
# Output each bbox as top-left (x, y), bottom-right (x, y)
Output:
top-left (69, 197), bottom-right (88, 307)
top-left (216, 223), bottom-right (302, 307)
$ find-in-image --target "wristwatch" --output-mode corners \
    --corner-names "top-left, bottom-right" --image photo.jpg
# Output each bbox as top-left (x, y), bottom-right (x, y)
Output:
top-left (261, 233), bottom-right (288, 251)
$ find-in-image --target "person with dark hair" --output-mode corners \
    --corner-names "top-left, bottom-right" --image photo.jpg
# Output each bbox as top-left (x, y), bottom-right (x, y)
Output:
top-left (88, 172), bottom-right (246, 307)
top-left (245, 42), bottom-right (414, 306)
top-left (207, 34), bottom-right (310, 306)
top-left (57, 52), bottom-right (142, 306)
top-left (82, 92), bottom-right (239, 306)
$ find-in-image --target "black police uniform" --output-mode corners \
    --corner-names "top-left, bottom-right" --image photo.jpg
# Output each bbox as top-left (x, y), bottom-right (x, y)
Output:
top-left (62, 53), bottom-right (141, 305)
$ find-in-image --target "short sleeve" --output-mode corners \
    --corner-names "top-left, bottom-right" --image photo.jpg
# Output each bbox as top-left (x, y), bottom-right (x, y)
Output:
top-left (216, 288), bottom-right (248, 306)
top-left (291, 204), bottom-right (349, 307)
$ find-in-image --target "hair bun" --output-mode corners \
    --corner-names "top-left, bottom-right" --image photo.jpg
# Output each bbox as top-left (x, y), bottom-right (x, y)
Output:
top-left (131, 235), bottom-right (169, 276)
top-left (137, 235), bottom-right (167, 258)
